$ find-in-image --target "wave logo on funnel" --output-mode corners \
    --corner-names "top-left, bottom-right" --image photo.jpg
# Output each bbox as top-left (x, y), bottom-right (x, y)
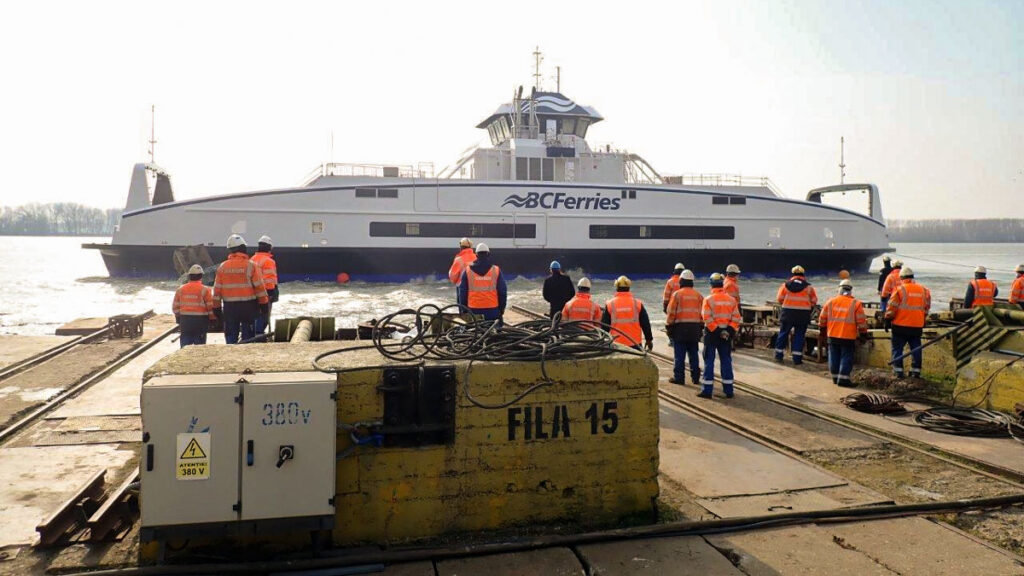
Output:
top-left (501, 194), bottom-right (532, 208)
top-left (502, 191), bottom-right (621, 211)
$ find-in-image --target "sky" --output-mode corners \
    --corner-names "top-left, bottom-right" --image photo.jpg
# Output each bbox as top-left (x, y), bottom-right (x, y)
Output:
top-left (0, 0), bottom-right (1020, 220)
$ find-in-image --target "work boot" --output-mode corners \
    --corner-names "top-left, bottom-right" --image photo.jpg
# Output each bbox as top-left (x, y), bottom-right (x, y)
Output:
top-left (668, 377), bottom-right (681, 384)
top-left (909, 370), bottom-right (921, 379)
top-left (774, 353), bottom-right (784, 363)
top-left (696, 391), bottom-right (713, 399)
top-left (793, 357), bottom-right (803, 366)
top-left (691, 372), bottom-right (701, 386)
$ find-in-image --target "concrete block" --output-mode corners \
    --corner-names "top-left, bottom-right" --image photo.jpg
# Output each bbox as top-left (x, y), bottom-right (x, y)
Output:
top-left (436, 547), bottom-right (584, 576)
top-left (577, 536), bottom-right (745, 575)
top-left (856, 329), bottom-right (956, 381)
top-left (954, 351), bottom-right (1024, 413)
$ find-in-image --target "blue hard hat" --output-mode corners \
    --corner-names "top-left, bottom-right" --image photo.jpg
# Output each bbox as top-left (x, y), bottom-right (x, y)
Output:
top-left (550, 261), bottom-right (561, 270)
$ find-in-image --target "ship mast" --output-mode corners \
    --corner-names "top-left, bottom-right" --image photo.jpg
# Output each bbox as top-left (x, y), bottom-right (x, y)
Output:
top-left (839, 136), bottom-right (846, 184)
top-left (532, 46), bottom-right (543, 91)
top-left (147, 104), bottom-right (157, 164)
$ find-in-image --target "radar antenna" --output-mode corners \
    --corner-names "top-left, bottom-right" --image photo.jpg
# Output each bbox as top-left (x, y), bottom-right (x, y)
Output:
top-left (147, 104), bottom-right (157, 164)
top-left (532, 46), bottom-right (544, 91)
top-left (839, 136), bottom-right (846, 184)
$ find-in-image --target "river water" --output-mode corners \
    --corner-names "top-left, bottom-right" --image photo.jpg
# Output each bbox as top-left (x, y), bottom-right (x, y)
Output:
top-left (1, 236), bottom-right (1020, 336)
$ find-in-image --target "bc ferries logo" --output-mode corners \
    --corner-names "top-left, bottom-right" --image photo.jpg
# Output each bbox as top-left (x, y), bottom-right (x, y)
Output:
top-left (502, 192), bottom-right (621, 211)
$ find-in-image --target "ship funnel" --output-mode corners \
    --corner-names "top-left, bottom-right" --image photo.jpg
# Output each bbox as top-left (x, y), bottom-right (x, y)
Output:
top-left (123, 163), bottom-right (176, 212)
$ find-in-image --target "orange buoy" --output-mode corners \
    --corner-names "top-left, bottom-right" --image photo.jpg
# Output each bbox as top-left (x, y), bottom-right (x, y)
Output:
top-left (336, 272), bottom-right (350, 284)
top-left (838, 269), bottom-right (851, 279)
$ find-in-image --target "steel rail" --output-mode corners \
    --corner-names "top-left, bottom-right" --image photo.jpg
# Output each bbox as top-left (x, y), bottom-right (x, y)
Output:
top-left (0, 327), bottom-right (109, 382)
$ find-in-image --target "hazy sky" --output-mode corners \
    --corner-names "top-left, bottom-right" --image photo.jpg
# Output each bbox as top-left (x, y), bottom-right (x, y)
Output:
top-left (0, 0), bottom-right (1020, 219)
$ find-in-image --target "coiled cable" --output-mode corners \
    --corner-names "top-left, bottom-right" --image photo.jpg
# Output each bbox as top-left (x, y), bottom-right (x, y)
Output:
top-left (841, 393), bottom-right (907, 414)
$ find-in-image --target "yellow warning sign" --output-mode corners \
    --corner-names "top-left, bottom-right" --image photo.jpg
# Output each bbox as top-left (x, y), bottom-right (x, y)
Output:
top-left (176, 432), bottom-right (210, 481)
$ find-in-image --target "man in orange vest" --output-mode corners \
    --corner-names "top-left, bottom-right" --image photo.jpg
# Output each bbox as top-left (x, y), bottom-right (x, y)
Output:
top-left (662, 263), bottom-right (685, 312)
top-left (818, 279), bottom-right (868, 387)
top-left (601, 276), bottom-right (654, 351)
top-left (250, 235), bottom-right (278, 335)
top-left (561, 277), bottom-right (602, 329)
top-left (214, 234), bottom-right (269, 344)
top-left (699, 273), bottom-right (741, 399)
top-left (884, 267), bottom-right (931, 378)
top-left (457, 243), bottom-right (506, 324)
top-left (775, 265), bottom-right (818, 365)
top-left (879, 259), bottom-right (903, 313)
top-left (665, 269), bottom-right (703, 385)
top-left (172, 264), bottom-right (216, 348)
top-left (723, 264), bottom-right (741, 306)
top-left (1011, 264), bottom-right (1024, 307)
top-left (963, 266), bottom-right (998, 308)
top-left (448, 237), bottom-right (476, 287)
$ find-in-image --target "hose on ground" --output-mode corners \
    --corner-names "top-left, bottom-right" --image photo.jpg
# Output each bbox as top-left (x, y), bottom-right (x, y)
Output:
top-left (909, 407), bottom-right (1024, 442)
top-left (841, 393), bottom-right (907, 414)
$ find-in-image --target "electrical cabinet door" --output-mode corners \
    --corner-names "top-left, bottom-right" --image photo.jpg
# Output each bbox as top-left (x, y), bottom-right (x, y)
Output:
top-left (140, 381), bottom-right (240, 527)
top-left (240, 376), bottom-right (336, 521)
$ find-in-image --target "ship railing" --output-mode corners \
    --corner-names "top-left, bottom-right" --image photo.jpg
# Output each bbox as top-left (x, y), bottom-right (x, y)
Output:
top-left (662, 173), bottom-right (783, 196)
top-left (301, 163), bottom-right (435, 186)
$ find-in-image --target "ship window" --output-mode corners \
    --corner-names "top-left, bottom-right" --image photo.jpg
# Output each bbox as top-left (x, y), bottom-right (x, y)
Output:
top-left (542, 158), bottom-right (554, 181)
top-left (311, 221), bottom-right (324, 234)
top-left (498, 116), bottom-right (511, 141)
top-left (621, 190), bottom-right (627, 199)
top-left (629, 190), bottom-right (637, 199)
top-left (487, 124), bottom-right (498, 146)
top-left (589, 225), bottom-right (735, 240)
top-left (370, 222), bottom-right (536, 239)
top-left (529, 158), bottom-right (541, 181)
top-left (515, 157), bottom-right (529, 180)
top-left (712, 196), bottom-right (729, 205)
top-left (575, 118), bottom-right (589, 138)
top-left (562, 118), bottom-right (576, 135)
top-left (356, 188), bottom-right (376, 198)
top-left (729, 197), bottom-right (746, 205)
top-left (378, 188), bottom-right (399, 198)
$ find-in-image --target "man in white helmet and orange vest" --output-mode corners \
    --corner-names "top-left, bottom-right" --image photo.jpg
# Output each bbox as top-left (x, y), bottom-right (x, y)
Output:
top-left (818, 279), bottom-right (868, 387)
top-left (457, 243), bottom-right (506, 324)
top-left (665, 269), bottom-right (703, 385)
top-left (250, 235), bottom-right (278, 335)
top-left (884, 266), bottom-right (931, 379)
top-left (601, 276), bottom-right (654, 351)
top-left (699, 273), bottom-right (741, 399)
top-left (172, 264), bottom-right (216, 348)
top-left (561, 277), bottom-right (602, 329)
top-left (775, 265), bottom-right (818, 365)
top-left (662, 263), bottom-right (685, 313)
top-left (1011, 264), bottom-right (1024, 307)
top-left (963, 266), bottom-right (998, 308)
top-left (448, 237), bottom-right (476, 286)
top-left (213, 234), bottom-right (269, 344)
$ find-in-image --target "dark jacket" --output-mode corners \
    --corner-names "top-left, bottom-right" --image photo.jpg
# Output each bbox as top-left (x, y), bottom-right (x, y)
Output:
top-left (457, 256), bottom-right (508, 318)
top-left (779, 277), bottom-right (813, 325)
top-left (877, 263), bottom-right (893, 292)
top-left (543, 272), bottom-right (575, 317)
top-left (600, 292), bottom-right (654, 344)
top-left (963, 277), bottom-right (998, 309)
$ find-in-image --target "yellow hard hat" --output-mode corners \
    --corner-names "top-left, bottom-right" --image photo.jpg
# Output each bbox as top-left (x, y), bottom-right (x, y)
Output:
top-left (709, 272), bottom-right (725, 286)
top-left (791, 265), bottom-right (805, 275)
top-left (614, 275), bottom-right (631, 289)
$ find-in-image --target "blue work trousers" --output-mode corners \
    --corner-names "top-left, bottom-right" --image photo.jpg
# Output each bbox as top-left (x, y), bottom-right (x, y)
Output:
top-left (671, 338), bottom-right (700, 382)
top-left (828, 339), bottom-right (855, 385)
top-left (254, 302), bottom-right (273, 336)
top-left (223, 302), bottom-right (257, 345)
top-left (775, 321), bottom-right (808, 363)
top-left (890, 332), bottom-right (922, 377)
top-left (701, 332), bottom-right (734, 396)
top-left (179, 330), bottom-right (207, 348)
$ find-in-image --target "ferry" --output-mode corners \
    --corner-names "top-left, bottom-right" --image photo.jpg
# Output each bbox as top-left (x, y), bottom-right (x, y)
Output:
top-left (85, 83), bottom-right (890, 281)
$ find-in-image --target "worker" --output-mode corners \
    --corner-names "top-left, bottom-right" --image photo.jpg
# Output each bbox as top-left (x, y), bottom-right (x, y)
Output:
top-left (963, 266), bottom-right (998, 308)
top-left (665, 269), bottom-right (703, 385)
top-left (724, 264), bottom-right (741, 307)
top-left (250, 235), bottom-right (278, 336)
top-left (877, 256), bottom-right (893, 298)
top-left (172, 264), bottom-right (216, 348)
top-left (543, 260), bottom-right (575, 318)
top-left (879, 259), bottom-right (903, 313)
top-left (884, 266), bottom-right (931, 379)
top-left (699, 273), bottom-right (741, 399)
top-left (213, 234), bottom-right (269, 344)
top-left (818, 279), bottom-right (868, 387)
top-left (775, 265), bottom-right (818, 365)
top-left (601, 276), bottom-right (654, 351)
top-left (1011, 264), bottom-right (1024, 307)
top-left (457, 243), bottom-right (507, 324)
top-left (448, 237), bottom-right (476, 286)
top-left (561, 277), bottom-right (602, 329)
top-left (662, 263), bottom-right (685, 312)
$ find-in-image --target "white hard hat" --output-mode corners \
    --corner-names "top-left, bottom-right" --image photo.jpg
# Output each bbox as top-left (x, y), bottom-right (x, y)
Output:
top-left (459, 237), bottom-right (472, 248)
top-left (475, 243), bottom-right (489, 254)
top-left (838, 279), bottom-right (853, 289)
top-left (577, 277), bottom-right (592, 289)
top-left (726, 264), bottom-right (741, 274)
top-left (681, 269), bottom-right (695, 281)
top-left (674, 262), bottom-right (685, 271)
top-left (899, 266), bottom-right (914, 278)
top-left (226, 234), bottom-right (246, 249)
top-left (1016, 264), bottom-right (1024, 274)
top-left (258, 235), bottom-right (273, 245)
top-left (892, 259), bottom-right (903, 267)
top-left (188, 264), bottom-right (204, 275)
top-left (974, 265), bottom-right (987, 274)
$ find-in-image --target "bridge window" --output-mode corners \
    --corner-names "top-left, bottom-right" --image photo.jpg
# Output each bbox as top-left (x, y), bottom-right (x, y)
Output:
top-left (370, 222), bottom-right (536, 239)
top-left (589, 225), bottom-right (735, 240)
top-left (378, 188), bottom-right (399, 198)
top-left (311, 221), bottom-right (324, 234)
top-left (356, 188), bottom-right (376, 198)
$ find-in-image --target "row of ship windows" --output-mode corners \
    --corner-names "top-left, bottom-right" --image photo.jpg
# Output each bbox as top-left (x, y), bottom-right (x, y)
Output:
top-left (336, 222), bottom-right (737, 240)
top-left (351, 188), bottom-right (741, 205)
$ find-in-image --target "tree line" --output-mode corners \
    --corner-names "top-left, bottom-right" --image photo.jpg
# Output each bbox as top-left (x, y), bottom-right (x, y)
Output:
top-left (0, 203), bottom-right (120, 236)
top-left (887, 219), bottom-right (1024, 243)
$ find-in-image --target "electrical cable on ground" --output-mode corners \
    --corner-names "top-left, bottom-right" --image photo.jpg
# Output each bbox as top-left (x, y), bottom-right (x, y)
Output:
top-left (841, 392), bottom-right (906, 414)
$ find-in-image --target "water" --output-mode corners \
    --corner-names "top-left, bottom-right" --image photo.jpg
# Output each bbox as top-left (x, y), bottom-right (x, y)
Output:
top-left (1, 237), bottom-right (1020, 336)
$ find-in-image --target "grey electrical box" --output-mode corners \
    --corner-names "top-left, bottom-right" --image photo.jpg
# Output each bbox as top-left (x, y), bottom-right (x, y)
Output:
top-left (140, 372), bottom-right (336, 537)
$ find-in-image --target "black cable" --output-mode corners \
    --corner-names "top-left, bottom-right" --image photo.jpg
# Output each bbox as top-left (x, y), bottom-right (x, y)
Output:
top-left (841, 393), bottom-right (907, 414)
top-left (910, 407), bottom-right (1024, 442)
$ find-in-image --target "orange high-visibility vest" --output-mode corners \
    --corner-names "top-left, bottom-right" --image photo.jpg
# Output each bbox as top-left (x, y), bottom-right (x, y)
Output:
top-left (819, 294), bottom-right (867, 340)
top-left (889, 280), bottom-right (930, 328)
top-left (970, 278), bottom-right (996, 307)
top-left (250, 252), bottom-right (278, 290)
top-left (448, 249), bottom-right (477, 285)
top-left (213, 253), bottom-right (269, 307)
top-left (1011, 275), bottom-right (1024, 305)
top-left (666, 287), bottom-right (704, 324)
top-left (702, 288), bottom-right (740, 331)
top-left (606, 292), bottom-right (643, 346)
top-left (881, 268), bottom-right (902, 298)
top-left (724, 276), bottom-right (740, 304)
top-left (466, 265), bottom-right (500, 308)
top-left (562, 293), bottom-right (602, 328)
top-left (777, 277), bottom-right (818, 310)
top-left (662, 274), bottom-right (681, 308)
top-left (173, 281), bottom-right (215, 317)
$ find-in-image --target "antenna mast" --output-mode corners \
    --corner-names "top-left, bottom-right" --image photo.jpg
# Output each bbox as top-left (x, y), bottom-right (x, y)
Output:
top-left (556, 66), bottom-right (561, 92)
top-left (532, 46), bottom-right (543, 91)
top-left (147, 104), bottom-right (157, 164)
top-left (839, 136), bottom-right (846, 184)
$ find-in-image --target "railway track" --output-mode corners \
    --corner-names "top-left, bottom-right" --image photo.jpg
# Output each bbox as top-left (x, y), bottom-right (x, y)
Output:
top-left (508, 304), bottom-right (1024, 489)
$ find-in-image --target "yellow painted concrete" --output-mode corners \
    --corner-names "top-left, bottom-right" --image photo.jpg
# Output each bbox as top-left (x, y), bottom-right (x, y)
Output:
top-left (953, 351), bottom-right (1024, 413)
top-left (855, 329), bottom-right (956, 382)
